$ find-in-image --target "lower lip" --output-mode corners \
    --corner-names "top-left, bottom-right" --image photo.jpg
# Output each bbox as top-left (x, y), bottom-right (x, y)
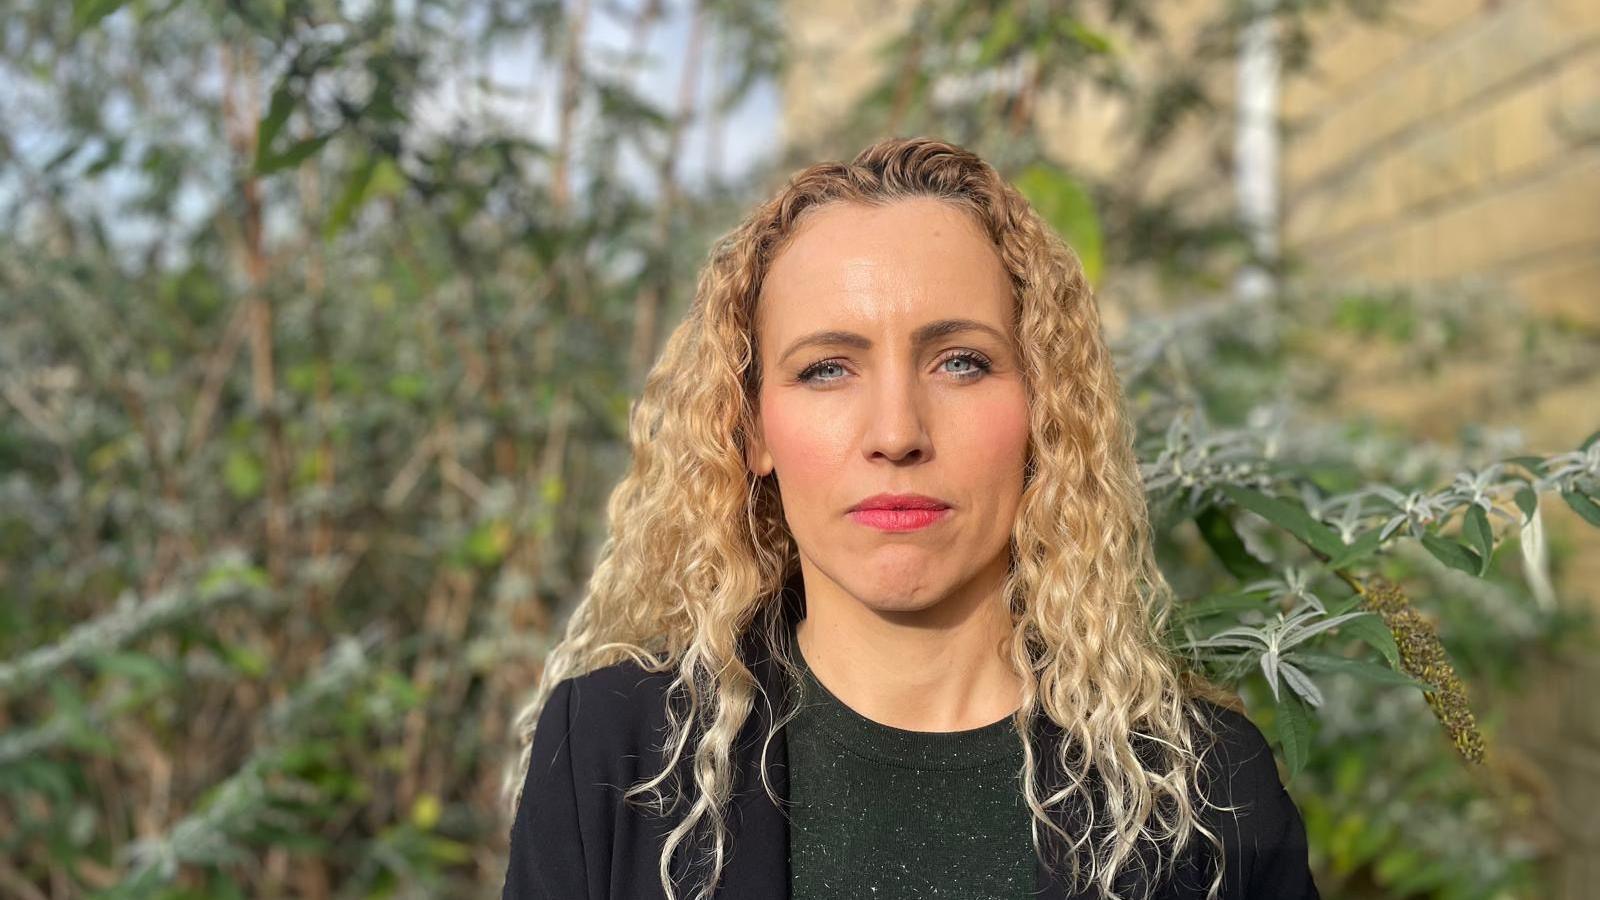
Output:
top-left (846, 507), bottom-right (951, 532)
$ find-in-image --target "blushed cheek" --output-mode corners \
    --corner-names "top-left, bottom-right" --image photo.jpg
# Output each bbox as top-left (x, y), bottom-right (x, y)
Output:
top-left (967, 398), bottom-right (1030, 560)
top-left (963, 394), bottom-right (1032, 503)
top-left (974, 394), bottom-right (1030, 462)
top-left (759, 394), bottom-right (847, 510)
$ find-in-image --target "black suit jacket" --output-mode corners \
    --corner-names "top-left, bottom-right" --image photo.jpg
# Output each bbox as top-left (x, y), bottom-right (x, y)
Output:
top-left (502, 631), bottom-right (1320, 900)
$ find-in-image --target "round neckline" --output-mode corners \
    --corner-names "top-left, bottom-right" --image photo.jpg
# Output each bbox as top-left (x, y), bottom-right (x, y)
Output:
top-left (787, 618), bottom-right (1023, 770)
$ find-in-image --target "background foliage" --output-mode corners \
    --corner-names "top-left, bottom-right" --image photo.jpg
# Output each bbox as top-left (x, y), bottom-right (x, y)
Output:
top-left (2, 1), bottom-right (1598, 898)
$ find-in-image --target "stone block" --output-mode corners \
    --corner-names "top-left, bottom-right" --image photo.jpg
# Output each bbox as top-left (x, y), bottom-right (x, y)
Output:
top-left (1283, 0), bottom-right (1479, 121)
top-left (1286, 0), bottom-right (1600, 190)
top-left (1310, 151), bottom-right (1600, 281)
top-left (1504, 251), bottom-right (1600, 330)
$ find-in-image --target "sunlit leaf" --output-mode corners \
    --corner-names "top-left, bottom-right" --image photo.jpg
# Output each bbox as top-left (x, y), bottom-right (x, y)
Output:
top-left (977, 8), bottom-right (1020, 65)
top-left (1013, 162), bottom-right (1103, 287)
top-left (224, 447), bottom-right (265, 499)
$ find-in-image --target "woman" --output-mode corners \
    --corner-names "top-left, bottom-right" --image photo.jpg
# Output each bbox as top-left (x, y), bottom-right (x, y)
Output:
top-left (501, 136), bottom-right (1319, 900)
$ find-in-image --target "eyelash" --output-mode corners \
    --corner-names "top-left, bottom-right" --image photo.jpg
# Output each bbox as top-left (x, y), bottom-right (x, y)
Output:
top-left (795, 351), bottom-right (994, 385)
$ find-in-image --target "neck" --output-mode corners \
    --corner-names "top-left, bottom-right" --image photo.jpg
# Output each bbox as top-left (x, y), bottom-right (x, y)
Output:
top-left (791, 562), bottom-right (1023, 733)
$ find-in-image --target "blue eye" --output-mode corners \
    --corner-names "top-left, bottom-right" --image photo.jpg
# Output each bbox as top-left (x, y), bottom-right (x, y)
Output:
top-left (797, 360), bottom-right (848, 383)
top-left (795, 351), bottom-right (992, 385)
top-left (941, 352), bottom-right (992, 379)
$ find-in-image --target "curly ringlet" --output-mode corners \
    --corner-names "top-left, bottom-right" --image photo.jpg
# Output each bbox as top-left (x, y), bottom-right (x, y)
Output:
top-left (502, 135), bottom-right (1245, 900)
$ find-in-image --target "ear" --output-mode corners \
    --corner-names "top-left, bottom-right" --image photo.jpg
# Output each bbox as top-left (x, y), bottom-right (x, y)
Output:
top-left (745, 408), bottom-right (774, 478)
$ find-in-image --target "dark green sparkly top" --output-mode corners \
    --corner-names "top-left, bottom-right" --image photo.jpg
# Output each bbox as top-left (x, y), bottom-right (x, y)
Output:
top-left (785, 619), bottom-right (1037, 899)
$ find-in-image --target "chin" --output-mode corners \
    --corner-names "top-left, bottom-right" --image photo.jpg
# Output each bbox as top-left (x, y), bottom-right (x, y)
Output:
top-left (858, 584), bottom-right (946, 611)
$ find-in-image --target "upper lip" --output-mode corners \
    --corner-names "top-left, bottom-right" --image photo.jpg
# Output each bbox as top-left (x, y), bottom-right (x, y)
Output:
top-left (849, 492), bottom-right (951, 512)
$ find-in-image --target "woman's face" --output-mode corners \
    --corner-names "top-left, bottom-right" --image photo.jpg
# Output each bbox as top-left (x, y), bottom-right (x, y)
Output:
top-left (746, 196), bottom-right (1031, 616)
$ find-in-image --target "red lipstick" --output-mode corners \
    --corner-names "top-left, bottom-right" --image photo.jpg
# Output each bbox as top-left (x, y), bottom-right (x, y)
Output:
top-left (847, 493), bottom-right (952, 533)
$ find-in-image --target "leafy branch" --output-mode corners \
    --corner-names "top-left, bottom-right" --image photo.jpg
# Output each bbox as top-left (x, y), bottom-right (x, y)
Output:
top-left (1157, 422), bottom-right (1600, 776)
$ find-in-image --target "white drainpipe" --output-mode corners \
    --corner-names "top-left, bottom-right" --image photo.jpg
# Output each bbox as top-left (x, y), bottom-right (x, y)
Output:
top-left (1234, 0), bottom-right (1281, 304)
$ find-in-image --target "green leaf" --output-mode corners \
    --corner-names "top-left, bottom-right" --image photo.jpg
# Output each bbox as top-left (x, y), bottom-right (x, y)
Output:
top-left (1462, 504), bottom-right (1493, 576)
top-left (1561, 489), bottom-right (1600, 528)
top-left (1274, 691), bottom-right (1312, 781)
top-left (1289, 650), bottom-right (1429, 688)
top-left (256, 132), bottom-right (334, 177)
top-left (7, 759), bottom-right (75, 803)
top-left (1514, 485), bottom-right (1538, 522)
top-left (1335, 612), bottom-right (1403, 672)
top-left (1581, 429), bottom-right (1600, 451)
top-left (84, 137), bottom-right (126, 176)
top-left (977, 8), bottom-right (1020, 65)
top-left (1391, 860), bottom-right (1456, 896)
top-left (1506, 454), bottom-right (1548, 477)
top-left (594, 78), bottom-right (671, 127)
top-left (1375, 844), bottom-right (1425, 886)
top-left (65, 715), bottom-right (118, 756)
top-left (540, 474), bottom-right (565, 506)
top-left (366, 156), bottom-right (408, 200)
top-left (72, 0), bottom-right (127, 31)
top-left (255, 83), bottom-right (296, 170)
top-left (48, 677), bottom-right (88, 718)
top-left (220, 643), bottom-right (270, 677)
top-left (1323, 527), bottom-right (1384, 569)
top-left (1322, 590), bottom-right (1365, 617)
top-left (1062, 20), bottom-right (1115, 55)
top-left (198, 560), bottom-right (269, 595)
top-left (462, 521), bottom-right (510, 567)
top-left (1193, 505), bottom-right (1271, 580)
top-left (425, 835), bottom-right (474, 864)
top-left (1216, 484), bottom-right (1346, 559)
top-left (324, 155), bottom-right (379, 241)
top-left (1175, 590), bottom-right (1271, 623)
top-left (386, 372), bottom-right (428, 401)
top-left (93, 651), bottom-right (175, 685)
top-left (224, 447), bottom-right (264, 499)
top-left (1013, 162), bottom-right (1103, 286)
top-left (1419, 532), bottom-right (1483, 577)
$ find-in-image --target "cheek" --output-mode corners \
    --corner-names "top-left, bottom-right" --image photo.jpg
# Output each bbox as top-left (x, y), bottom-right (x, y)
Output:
top-left (760, 392), bottom-right (850, 491)
top-left (952, 388), bottom-right (1031, 474)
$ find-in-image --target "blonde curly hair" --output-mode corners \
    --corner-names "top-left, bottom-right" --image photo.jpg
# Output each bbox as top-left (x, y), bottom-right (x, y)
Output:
top-left (503, 135), bottom-right (1242, 900)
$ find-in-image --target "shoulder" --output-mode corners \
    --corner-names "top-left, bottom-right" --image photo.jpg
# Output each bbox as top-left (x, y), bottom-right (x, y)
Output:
top-left (564, 657), bottom-right (678, 713)
top-left (542, 658), bottom-right (679, 759)
top-left (1186, 699), bottom-right (1321, 899)
top-left (1189, 698), bottom-right (1292, 831)
top-left (506, 660), bottom-right (682, 896)
top-left (1192, 699), bottom-right (1281, 798)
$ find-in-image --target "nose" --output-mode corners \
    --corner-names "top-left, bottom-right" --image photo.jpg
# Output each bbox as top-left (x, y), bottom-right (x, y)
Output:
top-left (860, 368), bottom-right (932, 464)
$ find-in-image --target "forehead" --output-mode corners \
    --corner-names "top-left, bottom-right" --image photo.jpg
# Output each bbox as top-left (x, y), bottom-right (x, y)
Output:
top-left (757, 197), bottom-right (1013, 335)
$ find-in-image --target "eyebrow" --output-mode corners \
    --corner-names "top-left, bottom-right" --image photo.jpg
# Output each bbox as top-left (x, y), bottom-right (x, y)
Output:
top-left (776, 318), bottom-right (1010, 366)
